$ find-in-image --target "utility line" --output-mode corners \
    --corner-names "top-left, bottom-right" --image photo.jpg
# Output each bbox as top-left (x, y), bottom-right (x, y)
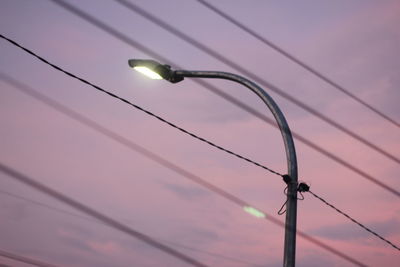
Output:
top-left (307, 190), bottom-right (400, 252)
top-left (113, 0), bottom-right (400, 165)
top-left (0, 249), bottom-right (60, 267)
top-left (42, 0), bottom-right (400, 198)
top-left (0, 71), bottom-right (254, 207)
top-left (196, 0), bottom-right (400, 129)
top-left (0, 36), bottom-right (397, 260)
top-left (1, 34), bottom-right (398, 199)
top-left (0, 75), bottom-right (368, 266)
top-left (1, 4), bottom-right (394, 261)
top-left (0, 163), bottom-right (208, 267)
top-left (0, 190), bottom-right (264, 267)
top-left (0, 36), bottom-right (281, 178)
top-left (0, 160), bottom-right (367, 267)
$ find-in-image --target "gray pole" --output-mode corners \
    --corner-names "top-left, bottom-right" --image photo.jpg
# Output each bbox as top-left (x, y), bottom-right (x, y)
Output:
top-left (174, 70), bottom-right (298, 267)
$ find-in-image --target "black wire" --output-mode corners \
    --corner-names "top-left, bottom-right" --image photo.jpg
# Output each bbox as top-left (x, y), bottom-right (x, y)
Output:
top-left (0, 34), bottom-right (282, 178)
top-left (295, 231), bottom-right (367, 267)
top-left (196, 0), bottom-right (400, 129)
top-left (1, 30), bottom-right (399, 258)
top-left (0, 72), bottom-right (249, 207)
top-left (1, 74), bottom-right (368, 267)
top-left (0, 190), bottom-right (263, 267)
top-left (0, 162), bottom-right (208, 267)
top-left (44, 0), bottom-right (400, 198)
top-left (113, 0), bottom-right (400, 166)
top-left (0, 162), bottom-right (368, 267)
top-left (308, 190), bottom-right (400, 252)
top-left (0, 249), bottom-right (60, 267)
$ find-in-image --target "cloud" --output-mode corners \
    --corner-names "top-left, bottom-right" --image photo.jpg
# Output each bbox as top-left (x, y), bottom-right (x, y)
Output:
top-left (160, 181), bottom-right (212, 200)
top-left (87, 240), bottom-right (122, 255)
top-left (57, 225), bottom-right (95, 253)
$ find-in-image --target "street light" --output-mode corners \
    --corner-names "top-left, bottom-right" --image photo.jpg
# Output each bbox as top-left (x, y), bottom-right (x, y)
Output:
top-left (128, 59), bottom-right (298, 267)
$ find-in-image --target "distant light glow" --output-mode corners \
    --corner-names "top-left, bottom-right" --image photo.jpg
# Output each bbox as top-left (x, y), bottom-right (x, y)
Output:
top-left (243, 206), bottom-right (266, 218)
top-left (133, 66), bottom-right (163, 80)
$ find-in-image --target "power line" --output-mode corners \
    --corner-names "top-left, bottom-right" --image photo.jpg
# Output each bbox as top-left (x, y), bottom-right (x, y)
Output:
top-left (306, 189), bottom-right (400, 252)
top-left (0, 249), bottom-right (59, 267)
top-left (0, 160), bottom-right (367, 267)
top-left (43, 0), bottom-right (400, 198)
top-left (0, 75), bottom-right (368, 266)
top-left (196, 0), bottom-right (400, 129)
top-left (1, 33), bottom-right (398, 260)
top-left (161, 241), bottom-right (264, 267)
top-left (0, 71), bottom-right (247, 205)
top-left (2, 33), bottom-right (399, 200)
top-left (0, 35), bottom-right (282, 179)
top-left (0, 163), bottom-right (208, 267)
top-left (0, 190), bottom-right (264, 267)
top-left (112, 0), bottom-right (400, 166)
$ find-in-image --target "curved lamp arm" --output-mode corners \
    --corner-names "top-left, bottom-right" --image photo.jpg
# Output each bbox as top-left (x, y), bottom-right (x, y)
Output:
top-left (129, 59), bottom-right (298, 267)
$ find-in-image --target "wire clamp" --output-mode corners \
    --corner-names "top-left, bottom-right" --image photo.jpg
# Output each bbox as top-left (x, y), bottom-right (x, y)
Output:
top-left (282, 174), bottom-right (291, 185)
top-left (298, 182), bottom-right (310, 192)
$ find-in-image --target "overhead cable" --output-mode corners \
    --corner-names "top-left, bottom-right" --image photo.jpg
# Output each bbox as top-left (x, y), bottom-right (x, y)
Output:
top-left (113, 0), bottom-right (400, 165)
top-left (0, 249), bottom-right (59, 267)
top-left (0, 36), bottom-right (282, 178)
top-left (0, 159), bottom-right (366, 267)
top-left (43, 0), bottom-right (399, 198)
top-left (0, 189), bottom-right (264, 267)
top-left (1, 33), bottom-right (398, 199)
top-left (0, 34), bottom-right (283, 180)
top-left (0, 75), bottom-right (368, 266)
top-left (0, 163), bottom-right (208, 267)
top-left (196, 0), bottom-right (400, 129)
top-left (305, 189), bottom-right (400, 252)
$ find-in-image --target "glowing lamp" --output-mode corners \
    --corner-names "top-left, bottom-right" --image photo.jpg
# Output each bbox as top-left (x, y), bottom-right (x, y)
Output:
top-left (128, 59), bottom-right (183, 83)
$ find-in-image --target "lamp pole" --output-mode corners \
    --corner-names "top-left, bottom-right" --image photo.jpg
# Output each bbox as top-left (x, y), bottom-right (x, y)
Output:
top-left (128, 60), bottom-right (298, 267)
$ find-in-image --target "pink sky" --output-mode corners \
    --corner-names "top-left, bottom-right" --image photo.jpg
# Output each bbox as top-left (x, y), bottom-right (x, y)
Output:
top-left (0, 0), bottom-right (399, 266)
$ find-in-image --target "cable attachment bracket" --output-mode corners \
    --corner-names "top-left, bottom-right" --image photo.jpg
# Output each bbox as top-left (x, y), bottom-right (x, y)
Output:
top-left (297, 182), bottom-right (310, 200)
top-left (298, 182), bottom-right (310, 192)
top-left (282, 174), bottom-right (292, 185)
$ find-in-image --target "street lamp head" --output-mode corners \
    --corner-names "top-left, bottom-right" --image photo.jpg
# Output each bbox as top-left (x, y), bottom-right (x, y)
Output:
top-left (128, 59), bottom-right (184, 83)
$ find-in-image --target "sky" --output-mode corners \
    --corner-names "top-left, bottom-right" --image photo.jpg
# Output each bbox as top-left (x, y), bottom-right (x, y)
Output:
top-left (0, 0), bottom-right (399, 266)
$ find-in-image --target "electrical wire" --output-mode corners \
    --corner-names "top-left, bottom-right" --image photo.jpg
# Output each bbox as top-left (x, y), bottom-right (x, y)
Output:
top-left (0, 161), bottom-right (367, 267)
top-left (0, 163), bottom-right (208, 267)
top-left (0, 35), bottom-right (282, 179)
top-left (1, 33), bottom-right (399, 200)
top-left (112, 0), bottom-right (400, 165)
top-left (41, 0), bottom-right (400, 198)
top-left (0, 3), bottom-right (395, 264)
top-left (307, 190), bottom-right (400, 252)
top-left (0, 75), bottom-right (368, 266)
top-left (1, 34), bottom-right (398, 261)
top-left (0, 190), bottom-right (264, 267)
top-left (0, 249), bottom-right (60, 267)
top-left (196, 0), bottom-right (400, 129)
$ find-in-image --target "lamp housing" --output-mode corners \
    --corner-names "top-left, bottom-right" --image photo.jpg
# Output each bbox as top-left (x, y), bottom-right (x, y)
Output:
top-left (128, 59), bottom-right (183, 83)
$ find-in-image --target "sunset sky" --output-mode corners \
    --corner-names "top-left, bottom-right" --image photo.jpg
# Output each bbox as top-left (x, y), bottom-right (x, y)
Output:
top-left (0, 0), bottom-right (399, 266)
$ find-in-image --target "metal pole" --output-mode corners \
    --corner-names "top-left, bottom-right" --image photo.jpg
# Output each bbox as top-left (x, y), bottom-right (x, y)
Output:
top-left (175, 70), bottom-right (298, 267)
